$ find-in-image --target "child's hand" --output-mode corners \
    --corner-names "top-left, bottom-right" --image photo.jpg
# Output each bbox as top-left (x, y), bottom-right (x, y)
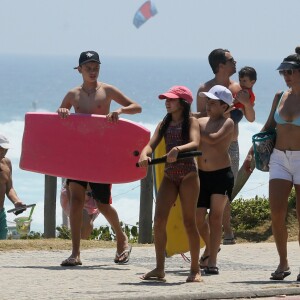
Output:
top-left (166, 147), bottom-right (179, 163)
top-left (224, 104), bottom-right (237, 118)
top-left (57, 108), bottom-right (70, 119)
top-left (138, 155), bottom-right (151, 167)
top-left (235, 90), bottom-right (250, 106)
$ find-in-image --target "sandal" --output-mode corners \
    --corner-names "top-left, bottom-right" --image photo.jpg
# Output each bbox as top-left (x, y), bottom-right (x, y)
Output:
top-left (60, 257), bottom-right (82, 267)
top-left (114, 245), bottom-right (132, 264)
top-left (270, 268), bottom-right (291, 280)
top-left (205, 266), bottom-right (219, 275)
top-left (199, 248), bottom-right (221, 269)
top-left (199, 255), bottom-right (209, 269)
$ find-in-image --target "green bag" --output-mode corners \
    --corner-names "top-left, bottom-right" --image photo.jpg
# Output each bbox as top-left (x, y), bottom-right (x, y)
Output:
top-left (252, 129), bottom-right (276, 172)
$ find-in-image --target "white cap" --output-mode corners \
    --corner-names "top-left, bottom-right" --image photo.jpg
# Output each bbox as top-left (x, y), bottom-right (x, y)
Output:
top-left (199, 85), bottom-right (233, 106)
top-left (0, 133), bottom-right (11, 149)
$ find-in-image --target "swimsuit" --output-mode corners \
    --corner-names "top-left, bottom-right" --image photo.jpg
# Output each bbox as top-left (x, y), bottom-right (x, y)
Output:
top-left (269, 92), bottom-right (300, 182)
top-left (66, 179), bottom-right (112, 204)
top-left (269, 149), bottom-right (300, 184)
top-left (0, 208), bottom-right (8, 240)
top-left (164, 122), bottom-right (197, 187)
top-left (274, 92), bottom-right (300, 126)
top-left (197, 167), bottom-right (234, 208)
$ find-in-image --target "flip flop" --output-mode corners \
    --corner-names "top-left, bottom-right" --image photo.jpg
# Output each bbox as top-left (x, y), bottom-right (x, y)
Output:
top-left (60, 257), bottom-right (82, 267)
top-left (140, 275), bottom-right (166, 282)
top-left (223, 237), bottom-right (236, 245)
top-left (270, 268), bottom-right (291, 280)
top-left (114, 245), bottom-right (132, 264)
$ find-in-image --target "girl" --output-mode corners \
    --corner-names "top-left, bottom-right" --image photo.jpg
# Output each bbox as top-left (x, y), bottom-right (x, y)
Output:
top-left (138, 86), bottom-right (202, 283)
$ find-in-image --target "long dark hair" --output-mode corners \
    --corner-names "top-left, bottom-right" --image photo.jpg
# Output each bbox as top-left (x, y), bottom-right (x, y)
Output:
top-left (158, 99), bottom-right (191, 143)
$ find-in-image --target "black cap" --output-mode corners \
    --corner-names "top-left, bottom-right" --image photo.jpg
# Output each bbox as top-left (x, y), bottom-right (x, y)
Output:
top-left (276, 60), bottom-right (300, 70)
top-left (74, 51), bottom-right (101, 69)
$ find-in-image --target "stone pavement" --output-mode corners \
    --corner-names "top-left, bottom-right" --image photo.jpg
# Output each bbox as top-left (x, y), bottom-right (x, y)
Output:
top-left (0, 241), bottom-right (300, 300)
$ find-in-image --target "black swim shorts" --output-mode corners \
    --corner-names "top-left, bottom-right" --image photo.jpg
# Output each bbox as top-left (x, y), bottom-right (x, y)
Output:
top-left (197, 167), bottom-right (234, 208)
top-left (66, 179), bottom-right (112, 204)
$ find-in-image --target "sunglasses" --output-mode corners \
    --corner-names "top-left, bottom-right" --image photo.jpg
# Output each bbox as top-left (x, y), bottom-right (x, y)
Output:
top-left (225, 57), bottom-right (235, 63)
top-left (279, 69), bottom-right (299, 76)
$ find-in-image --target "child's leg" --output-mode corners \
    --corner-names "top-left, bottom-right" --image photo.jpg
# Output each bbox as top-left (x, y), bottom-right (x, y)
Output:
top-left (142, 176), bottom-right (177, 279)
top-left (179, 173), bottom-right (201, 278)
top-left (208, 194), bottom-right (228, 267)
top-left (196, 208), bottom-right (210, 266)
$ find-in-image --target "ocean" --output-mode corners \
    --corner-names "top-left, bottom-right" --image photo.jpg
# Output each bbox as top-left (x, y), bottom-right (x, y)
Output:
top-left (0, 55), bottom-right (287, 233)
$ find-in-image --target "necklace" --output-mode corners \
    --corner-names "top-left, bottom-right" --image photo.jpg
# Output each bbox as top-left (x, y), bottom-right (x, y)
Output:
top-left (81, 84), bottom-right (101, 96)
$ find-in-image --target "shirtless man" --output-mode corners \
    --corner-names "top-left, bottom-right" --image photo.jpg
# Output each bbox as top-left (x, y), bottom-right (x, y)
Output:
top-left (57, 51), bottom-right (142, 266)
top-left (196, 49), bottom-right (255, 245)
top-left (0, 134), bottom-right (25, 239)
top-left (196, 85), bottom-right (234, 274)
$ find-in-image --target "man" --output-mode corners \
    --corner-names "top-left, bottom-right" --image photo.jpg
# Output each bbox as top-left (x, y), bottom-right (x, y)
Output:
top-left (196, 49), bottom-right (255, 245)
top-left (0, 133), bottom-right (25, 239)
top-left (57, 51), bottom-right (142, 266)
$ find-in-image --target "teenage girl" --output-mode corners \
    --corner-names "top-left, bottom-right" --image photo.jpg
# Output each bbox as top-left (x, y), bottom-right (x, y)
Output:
top-left (138, 86), bottom-right (202, 283)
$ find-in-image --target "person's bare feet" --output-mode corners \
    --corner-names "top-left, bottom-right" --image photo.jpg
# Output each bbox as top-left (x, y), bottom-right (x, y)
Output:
top-left (140, 268), bottom-right (166, 281)
top-left (186, 272), bottom-right (203, 283)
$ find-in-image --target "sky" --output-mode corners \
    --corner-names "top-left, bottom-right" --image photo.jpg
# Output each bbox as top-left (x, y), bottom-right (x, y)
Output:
top-left (0, 0), bottom-right (299, 60)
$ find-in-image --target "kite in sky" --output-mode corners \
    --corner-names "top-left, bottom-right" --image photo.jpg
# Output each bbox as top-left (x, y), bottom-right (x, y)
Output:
top-left (133, 1), bottom-right (158, 29)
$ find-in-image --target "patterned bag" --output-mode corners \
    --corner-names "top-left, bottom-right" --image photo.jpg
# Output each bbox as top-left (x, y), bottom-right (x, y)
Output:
top-left (252, 129), bottom-right (276, 172)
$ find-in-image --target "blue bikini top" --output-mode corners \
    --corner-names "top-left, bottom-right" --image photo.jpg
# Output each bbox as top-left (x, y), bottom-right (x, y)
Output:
top-left (274, 92), bottom-right (300, 127)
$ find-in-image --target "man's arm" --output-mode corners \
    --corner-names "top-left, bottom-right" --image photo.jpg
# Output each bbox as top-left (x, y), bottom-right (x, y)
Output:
top-left (108, 85), bottom-right (142, 115)
top-left (5, 159), bottom-right (24, 207)
top-left (57, 91), bottom-right (74, 118)
top-left (196, 85), bottom-right (209, 118)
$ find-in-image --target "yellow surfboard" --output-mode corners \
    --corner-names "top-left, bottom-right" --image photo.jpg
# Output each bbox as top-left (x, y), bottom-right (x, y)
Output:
top-left (153, 138), bottom-right (205, 257)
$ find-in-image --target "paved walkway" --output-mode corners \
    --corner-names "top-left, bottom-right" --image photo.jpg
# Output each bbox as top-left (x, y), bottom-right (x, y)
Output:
top-left (0, 241), bottom-right (300, 300)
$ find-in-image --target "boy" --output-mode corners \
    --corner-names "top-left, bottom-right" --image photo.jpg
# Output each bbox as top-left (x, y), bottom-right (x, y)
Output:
top-left (57, 51), bottom-right (142, 266)
top-left (196, 49), bottom-right (255, 245)
top-left (196, 85), bottom-right (234, 274)
top-left (230, 66), bottom-right (257, 123)
top-left (0, 133), bottom-right (26, 239)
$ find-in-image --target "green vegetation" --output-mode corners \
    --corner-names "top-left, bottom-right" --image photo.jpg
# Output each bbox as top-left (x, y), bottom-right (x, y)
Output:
top-left (231, 188), bottom-right (297, 242)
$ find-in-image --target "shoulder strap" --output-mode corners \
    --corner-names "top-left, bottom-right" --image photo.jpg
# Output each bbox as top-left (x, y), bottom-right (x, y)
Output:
top-left (275, 91), bottom-right (284, 110)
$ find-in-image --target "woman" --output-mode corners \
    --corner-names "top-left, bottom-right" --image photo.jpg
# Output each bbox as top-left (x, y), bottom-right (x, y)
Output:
top-left (244, 47), bottom-right (300, 281)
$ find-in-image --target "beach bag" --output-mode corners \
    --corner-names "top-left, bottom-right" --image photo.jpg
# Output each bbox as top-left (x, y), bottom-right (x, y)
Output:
top-left (252, 129), bottom-right (276, 172)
